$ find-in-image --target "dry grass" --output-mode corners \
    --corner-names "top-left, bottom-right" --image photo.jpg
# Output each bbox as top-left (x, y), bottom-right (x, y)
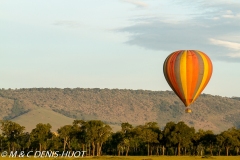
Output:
top-left (1, 156), bottom-right (240, 160)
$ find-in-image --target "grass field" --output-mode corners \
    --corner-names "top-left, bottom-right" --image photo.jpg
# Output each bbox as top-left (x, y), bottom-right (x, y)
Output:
top-left (12, 107), bottom-right (74, 132)
top-left (11, 107), bottom-right (121, 132)
top-left (1, 156), bottom-right (240, 160)
top-left (78, 156), bottom-right (240, 160)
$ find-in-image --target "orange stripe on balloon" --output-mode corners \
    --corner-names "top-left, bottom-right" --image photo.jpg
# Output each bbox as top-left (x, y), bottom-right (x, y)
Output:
top-left (185, 51), bottom-right (193, 105)
top-left (188, 51), bottom-right (199, 105)
top-left (197, 51), bottom-right (213, 95)
top-left (192, 51), bottom-right (211, 102)
top-left (191, 51), bottom-right (204, 101)
top-left (166, 51), bottom-right (185, 102)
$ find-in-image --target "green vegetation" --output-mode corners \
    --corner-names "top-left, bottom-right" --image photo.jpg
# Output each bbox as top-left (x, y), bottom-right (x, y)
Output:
top-left (0, 88), bottom-right (240, 133)
top-left (1, 157), bottom-right (240, 160)
top-left (0, 120), bottom-right (240, 157)
top-left (3, 100), bottom-right (30, 120)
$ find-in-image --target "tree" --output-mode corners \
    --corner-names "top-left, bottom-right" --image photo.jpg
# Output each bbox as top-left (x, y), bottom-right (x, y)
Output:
top-left (192, 129), bottom-right (215, 156)
top-left (141, 122), bottom-right (160, 156)
top-left (83, 120), bottom-right (112, 156)
top-left (0, 120), bottom-right (25, 151)
top-left (163, 121), bottom-right (195, 156)
top-left (217, 127), bottom-right (240, 156)
top-left (140, 128), bottom-right (158, 156)
top-left (120, 122), bottom-right (134, 156)
top-left (48, 132), bottom-right (61, 151)
top-left (57, 125), bottom-right (73, 151)
top-left (109, 131), bottom-right (124, 156)
top-left (72, 120), bottom-right (88, 152)
top-left (18, 132), bottom-right (31, 151)
top-left (200, 130), bottom-right (216, 156)
top-left (30, 123), bottom-right (52, 151)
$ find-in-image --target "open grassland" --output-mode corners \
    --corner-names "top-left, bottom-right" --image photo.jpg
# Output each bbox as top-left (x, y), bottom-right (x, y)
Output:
top-left (1, 156), bottom-right (240, 160)
top-left (12, 107), bottom-right (74, 132)
top-left (12, 107), bottom-right (121, 132)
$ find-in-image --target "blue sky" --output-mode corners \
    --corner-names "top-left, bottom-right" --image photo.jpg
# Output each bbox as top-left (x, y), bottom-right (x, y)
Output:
top-left (1, 0), bottom-right (240, 97)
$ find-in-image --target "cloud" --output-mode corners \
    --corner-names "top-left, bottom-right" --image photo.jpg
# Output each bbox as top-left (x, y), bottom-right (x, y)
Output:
top-left (118, 0), bottom-right (240, 62)
top-left (209, 38), bottom-right (240, 50)
top-left (221, 10), bottom-right (240, 18)
top-left (122, 0), bottom-right (148, 8)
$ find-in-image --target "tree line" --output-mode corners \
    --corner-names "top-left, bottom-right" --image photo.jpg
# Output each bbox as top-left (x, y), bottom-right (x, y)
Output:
top-left (0, 120), bottom-right (240, 156)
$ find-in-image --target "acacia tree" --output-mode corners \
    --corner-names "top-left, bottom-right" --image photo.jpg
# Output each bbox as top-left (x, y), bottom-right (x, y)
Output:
top-left (192, 129), bottom-right (214, 156)
top-left (163, 121), bottom-right (195, 156)
top-left (235, 128), bottom-right (240, 155)
top-left (0, 120), bottom-right (25, 152)
top-left (30, 123), bottom-right (52, 151)
top-left (140, 128), bottom-right (158, 156)
top-left (19, 132), bottom-right (31, 151)
top-left (162, 121), bottom-right (175, 155)
top-left (83, 120), bottom-right (112, 156)
top-left (48, 132), bottom-right (61, 151)
top-left (96, 123), bottom-right (112, 156)
top-left (58, 125), bottom-right (73, 151)
top-left (141, 122), bottom-right (160, 156)
top-left (72, 120), bottom-right (88, 152)
top-left (106, 131), bottom-right (124, 156)
top-left (200, 130), bottom-right (216, 156)
top-left (121, 122), bottom-right (134, 156)
top-left (217, 127), bottom-right (240, 156)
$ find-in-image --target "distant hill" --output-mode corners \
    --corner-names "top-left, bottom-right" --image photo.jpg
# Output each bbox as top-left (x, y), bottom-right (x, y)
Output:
top-left (0, 88), bottom-right (239, 133)
top-left (12, 107), bottom-right (121, 132)
top-left (12, 107), bottom-right (74, 132)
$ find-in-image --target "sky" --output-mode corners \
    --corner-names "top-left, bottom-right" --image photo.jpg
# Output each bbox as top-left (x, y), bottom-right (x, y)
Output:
top-left (1, 0), bottom-right (240, 97)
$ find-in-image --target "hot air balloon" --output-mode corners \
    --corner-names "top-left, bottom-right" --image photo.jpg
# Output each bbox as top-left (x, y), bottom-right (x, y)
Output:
top-left (163, 50), bottom-right (213, 113)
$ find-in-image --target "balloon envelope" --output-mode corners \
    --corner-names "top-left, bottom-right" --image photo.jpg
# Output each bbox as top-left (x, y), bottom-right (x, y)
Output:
top-left (163, 50), bottom-right (213, 107)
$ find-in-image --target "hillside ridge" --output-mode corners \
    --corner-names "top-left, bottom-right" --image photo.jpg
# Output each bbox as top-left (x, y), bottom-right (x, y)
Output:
top-left (0, 88), bottom-right (239, 133)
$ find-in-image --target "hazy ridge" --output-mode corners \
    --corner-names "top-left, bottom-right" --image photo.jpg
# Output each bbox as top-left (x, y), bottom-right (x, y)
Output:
top-left (0, 88), bottom-right (239, 133)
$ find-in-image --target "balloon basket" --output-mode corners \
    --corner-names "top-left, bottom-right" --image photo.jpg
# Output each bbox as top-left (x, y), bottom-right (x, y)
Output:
top-left (185, 108), bottom-right (192, 113)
